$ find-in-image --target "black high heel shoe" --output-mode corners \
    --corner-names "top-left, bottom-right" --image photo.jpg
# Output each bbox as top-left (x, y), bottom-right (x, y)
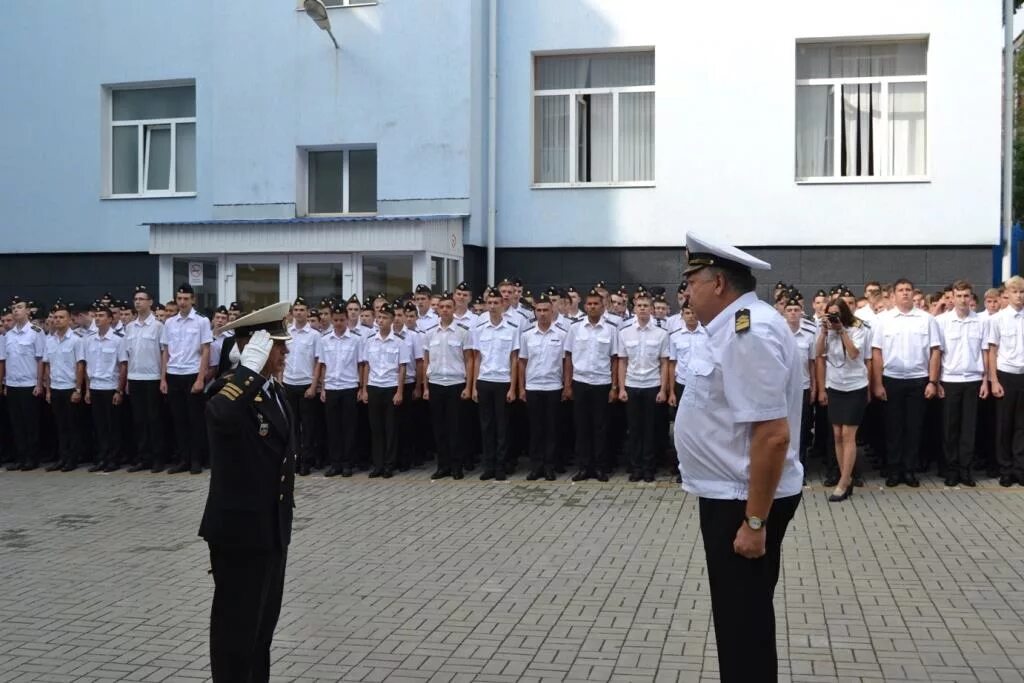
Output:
top-left (828, 484), bottom-right (853, 502)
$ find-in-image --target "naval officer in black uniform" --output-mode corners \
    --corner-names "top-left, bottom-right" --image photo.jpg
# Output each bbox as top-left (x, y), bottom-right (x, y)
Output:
top-left (198, 301), bottom-right (295, 683)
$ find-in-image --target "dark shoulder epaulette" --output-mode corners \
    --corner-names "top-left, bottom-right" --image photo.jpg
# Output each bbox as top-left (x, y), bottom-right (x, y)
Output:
top-left (457, 322), bottom-right (469, 330)
top-left (30, 324), bottom-right (42, 333)
top-left (554, 322), bottom-right (567, 332)
top-left (517, 309), bottom-right (531, 320)
top-left (734, 308), bottom-right (751, 334)
top-left (669, 328), bottom-right (681, 336)
top-left (505, 320), bottom-right (518, 329)
top-left (114, 330), bottom-right (125, 337)
top-left (571, 318), bottom-right (582, 324)
top-left (350, 327), bottom-right (362, 336)
top-left (523, 325), bottom-right (535, 333)
top-left (395, 331), bottom-right (405, 340)
top-left (475, 319), bottom-right (488, 328)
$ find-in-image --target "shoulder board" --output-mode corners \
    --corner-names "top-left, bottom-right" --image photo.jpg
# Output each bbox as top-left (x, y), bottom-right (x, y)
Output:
top-left (517, 309), bottom-right (531, 319)
top-left (216, 382), bottom-right (243, 401)
top-left (669, 328), bottom-right (681, 336)
top-left (475, 319), bottom-right (488, 328)
top-left (571, 318), bottom-right (582, 324)
top-left (350, 328), bottom-right (362, 336)
top-left (734, 308), bottom-right (751, 334)
top-left (554, 322), bottom-right (567, 332)
top-left (523, 325), bottom-right (535, 333)
top-left (30, 324), bottom-right (42, 333)
top-left (395, 331), bottom-right (405, 340)
top-left (114, 330), bottom-right (125, 337)
top-left (456, 323), bottom-right (469, 330)
top-left (505, 321), bottom-right (518, 329)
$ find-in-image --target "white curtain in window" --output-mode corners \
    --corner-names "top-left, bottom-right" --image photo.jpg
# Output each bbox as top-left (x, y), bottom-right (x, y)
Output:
top-left (890, 82), bottom-right (926, 176)
top-left (795, 85), bottom-right (833, 178)
top-left (112, 126), bottom-right (138, 194)
top-left (535, 52), bottom-right (654, 89)
top-left (618, 91), bottom-right (654, 181)
top-left (535, 95), bottom-right (569, 182)
top-left (175, 122), bottom-right (196, 192)
top-left (585, 94), bottom-right (613, 182)
top-left (145, 126), bottom-right (171, 191)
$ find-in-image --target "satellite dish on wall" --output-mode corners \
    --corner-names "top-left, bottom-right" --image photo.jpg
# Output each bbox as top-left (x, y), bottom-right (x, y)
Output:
top-left (303, 0), bottom-right (339, 49)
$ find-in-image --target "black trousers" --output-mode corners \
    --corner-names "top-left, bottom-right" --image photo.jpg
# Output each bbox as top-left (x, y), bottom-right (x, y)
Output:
top-left (90, 389), bottom-right (121, 465)
top-left (129, 380), bottom-right (164, 467)
top-left (208, 545), bottom-right (287, 683)
top-left (943, 381), bottom-right (981, 478)
top-left (573, 381), bottom-right (611, 473)
top-left (625, 386), bottom-right (660, 477)
top-left (50, 389), bottom-right (79, 466)
top-left (699, 494), bottom-right (801, 683)
top-left (429, 383), bottom-right (464, 472)
top-left (397, 383), bottom-right (415, 469)
top-left (166, 373), bottom-right (206, 471)
top-left (799, 389), bottom-right (813, 464)
top-left (976, 394), bottom-right (997, 473)
top-left (367, 386), bottom-right (398, 472)
top-left (526, 388), bottom-right (560, 473)
top-left (477, 380), bottom-right (510, 475)
top-left (283, 384), bottom-right (318, 469)
top-left (996, 370), bottom-right (1024, 477)
top-left (324, 388), bottom-right (358, 470)
top-left (7, 386), bottom-right (41, 466)
top-left (882, 376), bottom-right (928, 476)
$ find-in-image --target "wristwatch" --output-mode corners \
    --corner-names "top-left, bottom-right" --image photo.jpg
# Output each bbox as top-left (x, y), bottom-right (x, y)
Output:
top-left (745, 515), bottom-right (765, 531)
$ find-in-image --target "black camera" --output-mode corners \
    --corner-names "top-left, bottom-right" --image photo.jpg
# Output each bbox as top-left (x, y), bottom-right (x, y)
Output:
top-left (827, 313), bottom-right (841, 325)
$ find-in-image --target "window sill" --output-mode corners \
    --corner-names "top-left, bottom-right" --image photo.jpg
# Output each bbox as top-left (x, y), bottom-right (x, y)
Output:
top-left (305, 212), bottom-right (379, 217)
top-left (531, 181), bottom-right (655, 190)
top-left (103, 192), bottom-right (197, 200)
top-left (796, 176), bottom-right (930, 185)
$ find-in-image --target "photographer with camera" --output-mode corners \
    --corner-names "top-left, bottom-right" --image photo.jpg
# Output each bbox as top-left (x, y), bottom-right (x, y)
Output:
top-left (815, 297), bottom-right (871, 502)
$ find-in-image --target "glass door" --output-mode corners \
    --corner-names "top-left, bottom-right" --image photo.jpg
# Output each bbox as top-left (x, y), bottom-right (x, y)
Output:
top-left (286, 254), bottom-right (355, 303)
top-left (226, 256), bottom-right (286, 313)
top-left (171, 256), bottom-right (219, 314)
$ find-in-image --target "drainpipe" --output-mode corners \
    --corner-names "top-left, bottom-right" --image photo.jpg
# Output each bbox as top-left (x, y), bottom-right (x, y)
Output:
top-left (486, 0), bottom-right (497, 284)
top-left (1003, 0), bottom-right (1014, 280)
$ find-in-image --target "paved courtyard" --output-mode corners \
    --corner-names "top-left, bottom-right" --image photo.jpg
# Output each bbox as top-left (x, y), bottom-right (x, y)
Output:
top-left (2, 469), bottom-right (1024, 683)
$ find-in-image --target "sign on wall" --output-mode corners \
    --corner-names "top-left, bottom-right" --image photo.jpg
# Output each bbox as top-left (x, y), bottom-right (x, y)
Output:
top-left (188, 261), bottom-right (204, 286)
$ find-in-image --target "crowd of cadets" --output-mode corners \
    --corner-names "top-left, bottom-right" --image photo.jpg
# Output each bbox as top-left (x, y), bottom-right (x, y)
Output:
top-left (1, 274), bottom-right (1023, 488)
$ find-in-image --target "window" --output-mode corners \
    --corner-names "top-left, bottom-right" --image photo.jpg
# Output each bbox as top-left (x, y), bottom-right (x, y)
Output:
top-left (795, 39), bottom-right (927, 181)
top-left (362, 255), bottom-right (412, 300)
top-left (322, 0), bottom-right (376, 6)
top-left (109, 84), bottom-right (196, 196)
top-left (533, 50), bottom-right (655, 186)
top-left (308, 148), bottom-right (377, 214)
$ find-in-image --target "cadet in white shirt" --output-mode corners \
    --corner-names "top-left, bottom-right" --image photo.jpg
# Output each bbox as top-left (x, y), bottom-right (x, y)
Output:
top-left (124, 285), bottom-right (166, 472)
top-left (987, 275), bottom-right (1024, 486)
top-left (283, 298), bottom-right (321, 476)
top-left (616, 293), bottom-right (670, 483)
top-left (675, 233), bottom-right (803, 682)
top-left (870, 278), bottom-right (942, 488)
top-left (937, 280), bottom-right (988, 487)
top-left (83, 304), bottom-right (128, 472)
top-left (668, 304), bottom-right (708, 402)
top-left (470, 287), bottom-right (520, 481)
top-left (413, 284), bottom-right (439, 331)
top-left (208, 306), bottom-right (230, 380)
top-left (316, 303), bottom-right (365, 477)
top-left (160, 284), bottom-right (213, 474)
top-left (563, 288), bottom-right (619, 482)
top-left (516, 293), bottom-right (566, 481)
top-left (423, 291), bottom-right (473, 480)
top-left (402, 302), bottom-right (429, 469)
top-left (43, 303), bottom-right (84, 472)
top-left (361, 304), bottom-right (410, 478)
top-left (3, 296), bottom-right (46, 471)
top-left (452, 281), bottom-right (479, 328)
top-left (782, 296), bottom-right (817, 478)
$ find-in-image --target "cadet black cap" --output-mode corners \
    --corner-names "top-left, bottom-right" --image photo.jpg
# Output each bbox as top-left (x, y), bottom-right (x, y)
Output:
top-left (455, 281), bottom-right (472, 292)
top-left (228, 301), bottom-right (242, 312)
top-left (594, 281), bottom-right (607, 291)
top-left (100, 291), bottom-right (113, 301)
top-left (214, 305), bottom-right (229, 315)
top-left (51, 302), bottom-right (69, 313)
top-left (437, 290), bottom-right (454, 303)
top-left (331, 303), bottom-right (346, 315)
top-left (378, 303), bottom-right (395, 316)
top-left (774, 281), bottom-right (787, 290)
top-left (402, 302), bottom-right (417, 313)
top-left (414, 284), bottom-right (432, 295)
top-left (153, 303), bottom-right (164, 311)
top-left (535, 292), bottom-right (552, 305)
top-left (815, 289), bottom-right (828, 298)
top-left (9, 295), bottom-right (25, 307)
top-left (292, 297), bottom-right (308, 308)
top-left (649, 286), bottom-right (666, 297)
top-left (545, 285), bottom-right (558, 296)
top-left (473, 294), bottom-right (485, 305)
top-left (134, 284), bottom-right (150, 295)
top-left (653, 293), bottom-right (667, 303)
top-left (361, 298), bottom-right (373, 311)
top-left (176, 283), bottom-right (194, 295)
top-left (346, 294), bottom-right (360, 305)
top-left (567, 286), bottom-right (579, 294)
top-left (511, 277), bottom-right (523, 288)
top-left (677, 281), bottom-right (688, 293)
top-left (485, 286), bottom-right (501, 299)
top-left (784, 296), bottom-right (801, 308)
top-left (90, 302), bottom-right (111, 315)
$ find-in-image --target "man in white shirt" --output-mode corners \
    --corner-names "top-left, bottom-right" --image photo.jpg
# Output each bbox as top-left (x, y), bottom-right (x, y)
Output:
top-left (3, 295), bottom-right (46, 471)
top-left (452, 281), bottom-right (478, 327)
top-left (316, 303), bottom-right (365, 477)
top-left (282, 298), bottom-right (321, 476)
top-left (401, 302), bottom-right (430, 470)
top-left (937, 280), bottom-right (987, 488)
top-left (675, 232), bottom-right (803, 682)
top-left (160, 284), bottom-right (213, 474)
top-left (617, 293), bottom-right (670, 483)
top-left (871, 278), bottom-right (942, 488)
top-left (424, 291), bottom-right (473, 480)
top-left (563, 289), bottom-right (619, 482)
top-left (987, 275), bottom-right (1024, 486)
top-left (783, 296), bottom-right (817, 474)
top-left (43, 303), bottom-right (83, 472)
top-left (124, 285), bottom-right (166, 472)
top-left (471, 287), bottom-right (520, 481)
top-left (413, 284), bottom-right (439, 331)
top-left (83, 304), bottom-right (128, 472)
top-left (517, 293), bottom-right (566, 481)
top-left (208, 306), bottom-right (230, 381)
top-left (362, 303), bottom-right (410, 478)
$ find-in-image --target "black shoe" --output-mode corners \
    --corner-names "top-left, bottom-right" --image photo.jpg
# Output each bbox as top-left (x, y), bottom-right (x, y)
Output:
top-left (103, 463), bottom-right (120, 472)
top-left (452, 470), bottom-right (464, 480)
top-left (525, 470), bottom-right (541, 481)
top-left (298, 466), bottom-right (311, 476)
top-left (61, 463), bottom-right (77, 472)
top-left (885, 475), bottom-right (900, 487)
top-left (397, 464), bottom-right (410, 473)
top-left (368, 469), bottom-right (382, 478)
top-left (903, 474), bottom-right (920, 488)
top-left (828, 486), bottom-right (852, 502)
top-left (382, 470), bottom-right (393, 479)
top-left (167, 464), bottom-right (188, 474)
top-left (189, 467), bottom-right (202, 474)
top-left (324, 467), bottom-right (341, 477)
top-left (431, 469), bottom-right (452, 480)
top-left (961, 476), bottom-right (977, 487)
top-left (494, 472), bottom-right (508, 481)
top-left (88, 462), bottom-right (105, 473)
top-left (20, 462), bottom-right (38, 471)
top-left (150, 463), bottom-right (165, 474)
top-left (45, 462), bottom-right (63, 472)
top-left (628, 473), bottom-right (641, 482)
top-left (595, 471), bottom-right (609, 482)
top-left (5, 462), bottom-right (21, 471)
top-left (1000, 475), bottom-right (1014, 487)
top-left (823, 475), bottom-right (839, 487)
top-left (544, 469), bottom-right (556, 481)
top-left (643, 475), bottom-right (654, 483)
top-left (571, 470), bottom-right (591, 482)
top-left (341, 468), bottom-right (354, 477)
top-left (479, 470), bottom-right (495, 481)
top-left (944, 475), bottom-right (959, 487)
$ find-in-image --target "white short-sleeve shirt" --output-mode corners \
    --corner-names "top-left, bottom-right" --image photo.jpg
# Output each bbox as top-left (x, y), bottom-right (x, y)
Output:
top-left (3, 323), bottom-right (45, 387)
top-left (284, 322), bottom-right (320, 386)
top-left (669, 324), bottom-right (709, 385)
top-left (564, 317), bottom-right (619, 386)
top-left (870, 307), bottom-right (941, 380)
top-left (365, 330), bottom-right (410, 388)
top-left (675, 292), bottom-right (805, 500)
top-left (822, 324), bottom-right (870, 392)
top-left (317, 327), bottom-right (364, 391)
top-left (986, 305), bottom-right (1024, 375)
top-left (402, 326), bottom-right (425, 385)
top-left (44, 331), bottom-right (83, 391)
top-left (160, 309), bottom-right (213, 376)
top-left (124, 314), bottom-right (163, 381)
top-left (472, 317), bottom-right (521, 383)
top-left (937, 310), bottom-right (987, 383)
top-left (84, 329), bottom-right (127, 391)
top-left (617, 320), bottom-right (669, 389)
top-left (424, 321), bottom-right (472, 387)
top-left (519, 323), bottom-right (567, 392)
top-left (791, 326), bottom-right (816, 391)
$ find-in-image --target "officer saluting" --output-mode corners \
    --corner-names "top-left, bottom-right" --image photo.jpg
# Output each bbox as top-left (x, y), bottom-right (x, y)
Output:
top-left (675, 233), bottom-right (804, 683)
top-left (198, 302), bottom-right (295, 682)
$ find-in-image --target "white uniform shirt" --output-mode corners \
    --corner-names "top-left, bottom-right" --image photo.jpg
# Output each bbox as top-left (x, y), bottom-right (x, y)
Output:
top-left (937, 310), bottom-right (987, 383)
top-left (791, 326), bottom-right (816, 391)
top-left (675, 292), bottom-right (805, 500)
top-left (124, 314), bottom-right (163, 381)
top-left (519, 323), bottom-right (567, 392)
top-left (160, 309), bottom-right (213, 376)
top-left (822, 324), bottom-right (871, 392)
top-left (316, 327), bottom-right (364, 391)
top-left (564, 317), bottom-right (619, 386)
top-left (669, 324), bottom-right (709, 386)
top-left (472, 317), bottom-right (521, 383)
top-left (424, 321), bottom-right (473, 386)
top-left (403, 327), bottom-right (425, 385)
top-left (44, 331), bottom-right (82, 391)
top-left (986, 305), bottom-right (1024, 375)
top-left (365, 330), bottom-right (411, 388)
top-left (601, 311), bottom-right (624, 330)
top-left (870, 307), bottom-right (941, 380)
top-left (416, 309), bottom-right (439, 332)
top-left (666, 315), bottom-right (683, 334)
top-left (617, 320), bottom-right (669, 389)
top-left (283, 322), bottom-right (319, 386)
top-left (453, 310), bottom-right (478, 328)
top-left (854, 305), bottom-right (877, 324)
top-left (3, 322), bottom-right (45, 387)
top-left (84, 329), bottom-right (127, 391)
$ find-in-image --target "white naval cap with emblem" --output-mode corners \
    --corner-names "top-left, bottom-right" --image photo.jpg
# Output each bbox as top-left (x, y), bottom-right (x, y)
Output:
top-left (682, 232), bottom-right (772, 276)
top-left (214, 301), bottom-right (291, 340)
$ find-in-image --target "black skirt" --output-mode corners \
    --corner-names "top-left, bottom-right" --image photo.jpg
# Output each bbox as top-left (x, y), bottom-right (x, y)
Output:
top-left (826, 387), bottom-right (868, 426)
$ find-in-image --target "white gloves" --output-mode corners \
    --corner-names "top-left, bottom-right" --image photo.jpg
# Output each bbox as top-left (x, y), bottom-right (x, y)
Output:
top-left (239, 330), bottom-right (274, 373)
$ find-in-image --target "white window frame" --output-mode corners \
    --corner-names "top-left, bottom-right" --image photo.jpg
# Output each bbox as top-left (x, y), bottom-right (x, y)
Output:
top-left (531, 55), bottom-right (655, 189)
top-left (303, 146), bottom-right (377, 216)
top-left (795, 45), bottom-right (929, 185)
top-left (295, 0), bottom-right (376, 9)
